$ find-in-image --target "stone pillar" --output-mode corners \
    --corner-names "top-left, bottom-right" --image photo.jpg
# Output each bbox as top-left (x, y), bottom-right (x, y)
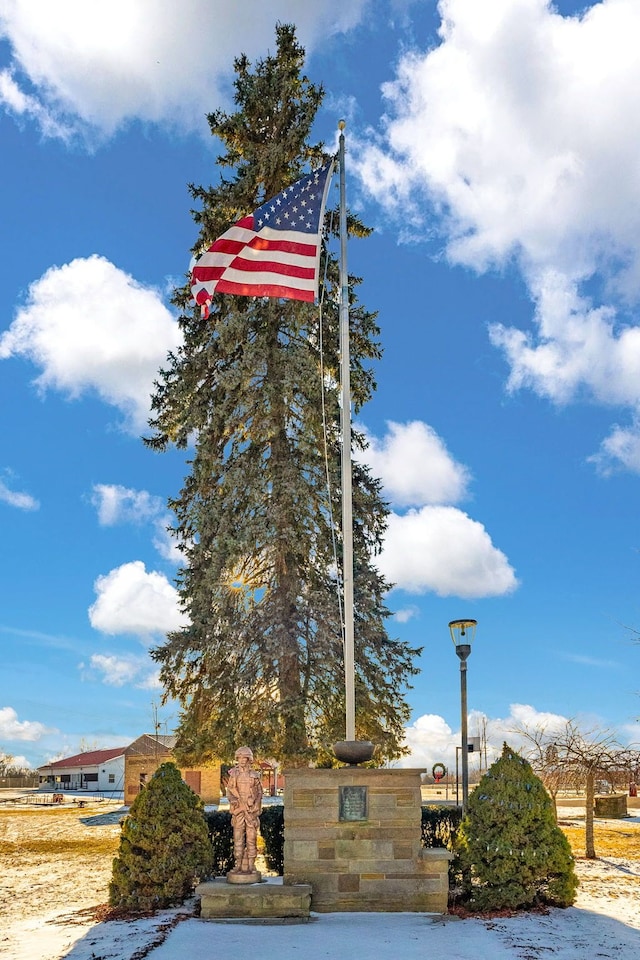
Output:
top-left (283, 767), bottom-right (451, 913)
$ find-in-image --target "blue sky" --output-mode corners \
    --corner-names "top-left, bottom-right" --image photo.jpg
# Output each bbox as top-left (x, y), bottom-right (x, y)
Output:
top-left (1, 0), bottom-right (639, 774)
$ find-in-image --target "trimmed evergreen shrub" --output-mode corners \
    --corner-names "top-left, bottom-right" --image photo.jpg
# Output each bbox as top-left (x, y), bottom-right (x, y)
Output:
top-left (421, 804), bottom-right (463, 849)
top-left (109, 762), bottom-right (213, 912)
top-left (204, 809), bottom-right (234, 876)
top-left (455, 743), bottom-right (578, 911)
top-left (421, 804), bottom-right (464, 890)
top-left (260, 804), bottom-right (284, 874)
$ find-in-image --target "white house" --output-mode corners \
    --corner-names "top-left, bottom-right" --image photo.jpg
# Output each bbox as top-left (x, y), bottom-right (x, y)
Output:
top-left (38, 747), bottom-right (125, 794)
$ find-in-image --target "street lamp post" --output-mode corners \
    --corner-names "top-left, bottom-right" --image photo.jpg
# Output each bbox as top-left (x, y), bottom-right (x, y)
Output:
top-left (449, 619), bottom-right (477, 812)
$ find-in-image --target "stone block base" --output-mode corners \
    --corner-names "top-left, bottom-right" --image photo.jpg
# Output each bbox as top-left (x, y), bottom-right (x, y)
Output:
top-left (196, 878), bottom-right (311, 919)
top-left (283, 768), bottom-right (452, 913)
top-left (286, 847), bottom-right (452, 914)
top-left (594, 794), bottom-right (628, 818)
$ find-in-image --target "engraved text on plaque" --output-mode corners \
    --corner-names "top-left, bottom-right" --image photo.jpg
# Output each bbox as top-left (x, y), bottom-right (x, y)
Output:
top-left (339, 785), bottom-right (368, 821)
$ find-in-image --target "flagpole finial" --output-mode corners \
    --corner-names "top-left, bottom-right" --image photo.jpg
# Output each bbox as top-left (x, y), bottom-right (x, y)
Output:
top-left (338, 119), bottom-right (346, 131)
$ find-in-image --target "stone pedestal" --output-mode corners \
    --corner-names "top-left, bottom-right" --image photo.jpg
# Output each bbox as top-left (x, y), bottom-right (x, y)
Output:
top-left (283, 767), bottom-right (452, 913)
top-left (594, 793), bottom-right (628, 818)
top-left (226, 869), bottom-right (262, 884)
top-left (196, 877), bottom-right (312, 919)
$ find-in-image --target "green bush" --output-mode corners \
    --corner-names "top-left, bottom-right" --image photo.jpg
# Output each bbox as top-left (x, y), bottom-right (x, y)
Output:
top-left (455, 743), bottom-right (578, 912)
top-left (260, 804), bottom-right (284, 874)
top-left (204, 809), bottom-right (234, 876)
top-left (246, 803), bottom-right (465, 879)
top-left (109, 762), bottom-right (213, 912)
top-left (421, 803), bottom-right (464, 891)
top-left (421, 804), bottom-right (462, 849)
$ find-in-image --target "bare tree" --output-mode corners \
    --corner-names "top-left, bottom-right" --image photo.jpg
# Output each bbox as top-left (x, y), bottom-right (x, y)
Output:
top-left (513, 719), bottom-right (639, 858)
top-left (0, 751), bottom-right (32, 778)
top-left (0, 752), bottom-right (14, 777)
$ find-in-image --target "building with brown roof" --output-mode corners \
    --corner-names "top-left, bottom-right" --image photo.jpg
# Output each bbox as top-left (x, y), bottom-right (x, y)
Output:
top-left (124, 734), bottom-right (221, 805)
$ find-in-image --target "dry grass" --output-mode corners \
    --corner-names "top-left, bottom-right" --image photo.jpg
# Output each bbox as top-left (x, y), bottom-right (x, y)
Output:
top-left (1, 836), bottom-right (119, 857)
top-left (0, 806), bottom-right (121, 860)
top-left (560, 820), bottom-right (640, 859)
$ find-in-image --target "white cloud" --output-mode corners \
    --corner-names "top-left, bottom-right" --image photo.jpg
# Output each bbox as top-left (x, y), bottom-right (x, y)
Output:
top-left (360, 420), bottom-right (470, 507)
top-left (86, 653), bottom-right (161, 689)
top-left (393, 606), bottom-right (420, 624)
top-left (400, 703), bottom-right (570, 771)
top-left (152, 521), bottom-right (183, 564)
top-left (0, 706), bottom-right (56, 741)
top-left (88, 560), bottom-right (187, 637)
top-left (86, 654), bottom-right (142, 687)
top-left (137, 668), bottom-right (162, 691)
top-left (400, 713), bottom-right (456, 770)
top-left (92, 484), bottom-right (164, 526)
top-left (588, 421), bottom-right (640, 476)
top-left (620, 721), bottom-right (640, 746)
top-left (356, 0), bottom-right (640, 473)
top-left (0, 66), bottom-right (74, 139)
top-left (489, 270), bottom-right (640, 409)
top-left (0, 0), bottom-right (368, 142)
top-left (91, 484), bottom-right (182, 564)
top-left (0, 477), bottom-right (39, 510)
top-left (0, 256), bottom-right (182, 433)
top-left (361, 420), bottom-right (516, 598)
top-left (378, 504), bottom-right (518, 598)
top-left (561, 653), bottom-right (620, 669)
top-left (486, 703), bottom-right (569, 745)
top-left (6, 754), bottom-right (30, 768)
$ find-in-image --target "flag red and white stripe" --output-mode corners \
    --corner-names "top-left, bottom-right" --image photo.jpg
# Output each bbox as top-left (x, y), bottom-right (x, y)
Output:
top-left (191, 161), bottom-right (335, 313)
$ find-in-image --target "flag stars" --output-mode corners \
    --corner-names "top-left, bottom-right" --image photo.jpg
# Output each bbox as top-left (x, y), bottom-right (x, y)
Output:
top-left (251, 163), bottom-right (330, 233)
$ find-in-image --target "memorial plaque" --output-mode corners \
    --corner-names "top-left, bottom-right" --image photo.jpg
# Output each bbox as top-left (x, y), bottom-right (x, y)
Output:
top-left (339, 785), bottom-right (368, 821)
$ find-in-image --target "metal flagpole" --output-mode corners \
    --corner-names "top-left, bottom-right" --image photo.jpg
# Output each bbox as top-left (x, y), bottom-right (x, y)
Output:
top-left (338, 120), bottom-right (355, 743)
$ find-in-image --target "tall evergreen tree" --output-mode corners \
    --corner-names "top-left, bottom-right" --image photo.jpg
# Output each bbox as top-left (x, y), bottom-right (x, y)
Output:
top-left (146, 24), bottom-right (420, 766)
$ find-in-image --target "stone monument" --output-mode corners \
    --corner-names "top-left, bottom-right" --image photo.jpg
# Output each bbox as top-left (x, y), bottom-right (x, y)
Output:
top-left (283, 762), bottom-right (452, 912)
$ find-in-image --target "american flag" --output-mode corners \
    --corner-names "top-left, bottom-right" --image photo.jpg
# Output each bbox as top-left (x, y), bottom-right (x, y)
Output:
top-left (191, 160), bottom-right (335, 312)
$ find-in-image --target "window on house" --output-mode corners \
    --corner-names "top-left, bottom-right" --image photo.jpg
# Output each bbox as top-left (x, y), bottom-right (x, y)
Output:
top-left (108, 774), bottom-right (115, 784)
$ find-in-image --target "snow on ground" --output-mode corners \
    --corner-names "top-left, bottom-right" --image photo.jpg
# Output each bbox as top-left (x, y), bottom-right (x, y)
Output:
top-left (1, 796), bottom-right (639, 960)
